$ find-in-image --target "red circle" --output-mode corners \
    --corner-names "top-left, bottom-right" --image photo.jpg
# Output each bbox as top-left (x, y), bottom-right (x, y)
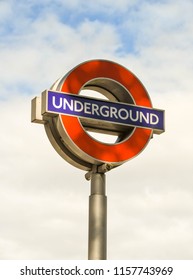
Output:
top-left (60, 60), bottom-right (152, 163)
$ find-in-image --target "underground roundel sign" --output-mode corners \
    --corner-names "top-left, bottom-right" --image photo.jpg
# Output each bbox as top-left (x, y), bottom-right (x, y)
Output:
top-left (31, 60), bottom-right (165, 171)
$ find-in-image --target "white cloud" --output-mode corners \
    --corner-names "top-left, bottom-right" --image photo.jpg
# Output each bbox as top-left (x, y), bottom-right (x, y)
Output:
top-left (0, 1), bottom-right (11, 21)
top-left (0, 13), bottom-right (121, 99)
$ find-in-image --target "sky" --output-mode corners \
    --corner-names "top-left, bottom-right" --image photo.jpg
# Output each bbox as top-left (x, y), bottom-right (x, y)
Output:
top-left (0, 0), bottom-right (193, 260)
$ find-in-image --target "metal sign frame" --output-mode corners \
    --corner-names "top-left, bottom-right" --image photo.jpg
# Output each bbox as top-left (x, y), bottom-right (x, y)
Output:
top-left (32, 59), bottom-right (165, 171)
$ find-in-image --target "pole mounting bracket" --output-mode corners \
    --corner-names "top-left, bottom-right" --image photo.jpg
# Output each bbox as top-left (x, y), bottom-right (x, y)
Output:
top-left (85, 163), bottom-right (114, 181)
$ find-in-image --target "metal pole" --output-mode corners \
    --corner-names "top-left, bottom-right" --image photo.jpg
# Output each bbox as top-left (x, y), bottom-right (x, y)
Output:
top-left (88, 171), bottom-right (107, 260)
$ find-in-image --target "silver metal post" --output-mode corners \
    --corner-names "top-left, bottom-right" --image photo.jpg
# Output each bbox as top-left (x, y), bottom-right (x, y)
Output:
top-left (88, 171), bottom-right (107, 260)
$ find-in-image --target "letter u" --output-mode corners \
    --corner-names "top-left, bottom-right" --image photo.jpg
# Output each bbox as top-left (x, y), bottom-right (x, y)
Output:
top-left (52, 96), bottom-right (62, 108)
